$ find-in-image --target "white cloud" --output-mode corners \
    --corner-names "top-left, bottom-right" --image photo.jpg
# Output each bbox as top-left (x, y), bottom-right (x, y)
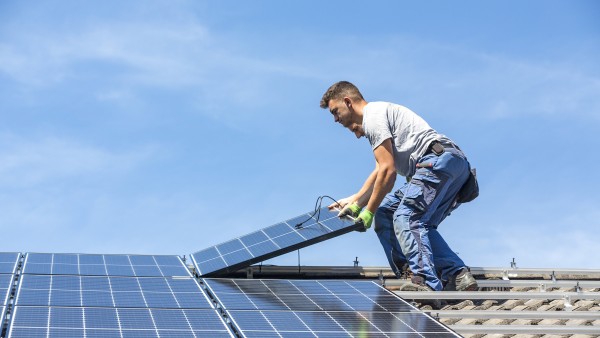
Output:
top-left (0, 134), bottom-right (155, 187)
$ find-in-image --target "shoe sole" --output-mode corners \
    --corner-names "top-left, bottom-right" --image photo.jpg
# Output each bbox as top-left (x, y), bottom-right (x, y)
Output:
top-left (457, 281), bottom-right (478, 292)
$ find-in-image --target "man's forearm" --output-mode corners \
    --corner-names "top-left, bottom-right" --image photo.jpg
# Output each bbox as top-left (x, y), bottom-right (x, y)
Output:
top-left (365, 165), bottom-right (396, 213)
top-left (354, 167), bottom-right (377, 207)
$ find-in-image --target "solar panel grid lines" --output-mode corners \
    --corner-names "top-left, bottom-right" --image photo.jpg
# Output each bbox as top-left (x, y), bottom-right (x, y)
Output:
top-left (1, 274), bottom-right (15, 307)
top-left (225, 310), bottom-right (462, 338)
top-left (15, 275), bottom-right (214, 309)
top-left (22, 253), bottom-right (191, 277)
top-left (203, 278), bottom-right (417, 312)
top-left (192, 207), bottom-right (361, 276)
top-left (0, 252), bottom-right (21, 275)
top-left (7, 306), bottom-right (235, 338)
top-left (203, 279), bottom-right (461, 338)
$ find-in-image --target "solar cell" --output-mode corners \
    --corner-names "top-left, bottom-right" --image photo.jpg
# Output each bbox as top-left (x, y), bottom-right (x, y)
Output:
top-left (204, 279), bottom-right (461, 338)
top-left (192, 207), bottom-right (361, 276)
top-left (1, 274), bottom-right (13, 306)
top-left (7, 306), bottom-right (235, 338)
top-left (22, 253), bottom-right (191, 277)
top-left (15, 275), bottom-right (213, 309)
top-left (0, 252), bottom-right (20, 274)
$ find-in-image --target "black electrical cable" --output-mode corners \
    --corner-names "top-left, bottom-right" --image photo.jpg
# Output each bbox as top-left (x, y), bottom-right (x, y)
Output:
top-left (294, 195), bottom-right (341, 229)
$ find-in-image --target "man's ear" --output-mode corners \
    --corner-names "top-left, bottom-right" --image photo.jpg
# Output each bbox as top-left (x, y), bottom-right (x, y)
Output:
top-left (344, 97), bottom-right (352, 107)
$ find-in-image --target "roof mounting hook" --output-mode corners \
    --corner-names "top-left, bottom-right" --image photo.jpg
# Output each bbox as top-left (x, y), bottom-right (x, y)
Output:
top-left (378, 270), bottom-right (385, 286)
top-left (539, 283), bottom-right (546, 292)
top-left (563, 295), bottom-right (573, 311)
top-left (551, 270), bottom-right (557, 283)
top-left (575, 281), bottom-right (581, 293)
top-left (510, 257), bottom-right (517, 269)
top-left (502, 269), bottom-right (509, 281)
top-left (353, 256), bottom-right (359, 267)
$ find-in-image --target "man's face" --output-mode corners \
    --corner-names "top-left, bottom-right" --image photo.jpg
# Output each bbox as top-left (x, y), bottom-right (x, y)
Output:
top-left (328, 98), bottom-right (364, 138)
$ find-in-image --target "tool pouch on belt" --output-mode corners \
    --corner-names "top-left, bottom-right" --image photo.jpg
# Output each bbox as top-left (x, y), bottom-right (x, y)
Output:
top-left (456, 167), bottom-right (479, 203)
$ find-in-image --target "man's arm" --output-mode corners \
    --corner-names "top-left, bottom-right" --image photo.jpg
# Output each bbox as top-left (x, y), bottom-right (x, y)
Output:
top-left (362, 138), bottom-right (396, 213)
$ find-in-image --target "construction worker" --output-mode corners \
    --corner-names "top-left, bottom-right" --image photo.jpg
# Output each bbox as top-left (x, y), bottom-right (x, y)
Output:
top-left (321, 81), bottom-right (478, 292)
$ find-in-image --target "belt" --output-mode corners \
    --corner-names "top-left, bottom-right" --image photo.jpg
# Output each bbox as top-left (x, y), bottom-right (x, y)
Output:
top-left (426, 140), bottom-right (460, 156)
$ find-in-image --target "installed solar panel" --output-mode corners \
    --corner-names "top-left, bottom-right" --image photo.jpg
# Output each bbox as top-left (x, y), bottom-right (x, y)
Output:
top-left (227, 310), bottom-right (460, 337)
top-left (22, 253), bottom-right (190, 277)
top-left (0, 252), bottom-right (20, 274)
top-left (15, 275), bottom-right (213, 309)
top-left (192, 207), bottom-right (361, 276)
top-left (8, 306), bottom-right (234, 338)
top-left (204, 279), bottom-right (460, 338)
top-left (1, 274), bottom-right (13, 306)
top-left (204, 279), bottom-right (415, 312)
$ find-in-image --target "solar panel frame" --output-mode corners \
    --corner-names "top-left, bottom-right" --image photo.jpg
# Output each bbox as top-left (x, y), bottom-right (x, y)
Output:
top-left (0, 252), bottom-right (21, 275)
top-left (15, 274), bottom-right (214, 309)
top-left (192, 207), bottom-right (362, 276)
top-left (22, 253), bottom-right (191, 277)
top-left (7, 306), bottom-right (235, 338)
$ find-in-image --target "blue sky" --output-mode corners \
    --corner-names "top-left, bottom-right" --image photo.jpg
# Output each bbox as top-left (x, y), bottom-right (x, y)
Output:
top-left (1, 0), bottom-right (599, 269)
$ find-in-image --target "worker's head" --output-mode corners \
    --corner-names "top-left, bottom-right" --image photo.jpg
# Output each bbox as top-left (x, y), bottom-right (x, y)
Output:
top-left (320, 81), bottom-right (366, 138)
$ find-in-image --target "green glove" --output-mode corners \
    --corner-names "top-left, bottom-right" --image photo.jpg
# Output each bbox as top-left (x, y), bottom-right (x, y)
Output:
top-left (338, 202), bottom-right (362, 218)
top-left (356, 209), bottom-right (374, 230)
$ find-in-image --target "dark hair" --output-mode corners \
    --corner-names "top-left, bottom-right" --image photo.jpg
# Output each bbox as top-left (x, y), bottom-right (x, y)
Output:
top-left (319, 81), bottom-right (365, 109)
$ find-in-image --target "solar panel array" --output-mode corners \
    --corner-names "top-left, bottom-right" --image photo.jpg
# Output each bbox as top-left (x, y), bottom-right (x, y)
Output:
top-left (192, 207), bottom-right (361, 276)
top-left (204, 278), bottom-right (460, 337)
top-left (7, 253), bottom-right (234, 338)
top-left (0, 208), bottom-right (461, 337)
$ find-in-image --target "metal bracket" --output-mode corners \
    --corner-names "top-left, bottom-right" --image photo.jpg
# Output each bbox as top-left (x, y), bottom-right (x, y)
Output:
top-left (502, 270), bottom-right (510, 281)
top-left (563, 295), bottom-right (573, 311)
top-left (246, 267), bottom-right (253, 279)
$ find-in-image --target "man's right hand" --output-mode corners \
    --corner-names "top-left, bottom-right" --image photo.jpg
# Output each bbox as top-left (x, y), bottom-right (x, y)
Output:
top-left (337, 202), bottom-right (362, 218)
top-left (328, 196), bottom-right (353, 211)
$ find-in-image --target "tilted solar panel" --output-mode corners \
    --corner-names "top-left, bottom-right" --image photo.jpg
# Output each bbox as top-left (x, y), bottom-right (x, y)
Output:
top-left (15, 275), bottom-right (213, 309)
top-left (7, 306), bottom-right (234, 338)
top-left (22, 253), bottom-right (190, 277)
top-left (0, 252), bottom-right (20, 274)
top-left (192, 207), bottom-right (361, 276)
top-left (204, 279), bottom-right (460, 338)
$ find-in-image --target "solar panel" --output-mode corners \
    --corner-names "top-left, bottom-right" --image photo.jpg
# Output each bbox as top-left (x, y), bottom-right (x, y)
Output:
top-left (22, 253), bottom-right (191, 277)
top-left (7, 306), bottom-right (234, 338)
top-left (204, 279), bottom-right (415, 312)
top-left (204, 279), bottom-right (460, 338)
top-left (1, 274), bottom-right (13, 306)
top-left (0, 252), bottom-right (20, 274)
top-left (192, 207), bottom-right (361, 276)
top-left (226, 310), bottom-right (460, 337)
top-left (15, 275), bottom-right (213, 309)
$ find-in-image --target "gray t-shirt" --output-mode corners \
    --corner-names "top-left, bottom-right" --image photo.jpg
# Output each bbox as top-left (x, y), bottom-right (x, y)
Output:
top-left (362, 101), bottom-right (450, 177)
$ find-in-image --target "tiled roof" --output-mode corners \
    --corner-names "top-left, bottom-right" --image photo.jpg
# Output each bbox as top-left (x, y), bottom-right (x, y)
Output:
top-left (387, 267), bottom-right (600, 337)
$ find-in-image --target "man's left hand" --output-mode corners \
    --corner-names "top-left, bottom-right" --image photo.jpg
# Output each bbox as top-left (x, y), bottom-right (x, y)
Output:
top-left (356, 209), bottom-right (374, 230)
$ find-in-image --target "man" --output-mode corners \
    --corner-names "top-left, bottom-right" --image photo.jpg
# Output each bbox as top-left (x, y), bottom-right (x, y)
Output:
top-left (320, 81), bottom-right (477, 292)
